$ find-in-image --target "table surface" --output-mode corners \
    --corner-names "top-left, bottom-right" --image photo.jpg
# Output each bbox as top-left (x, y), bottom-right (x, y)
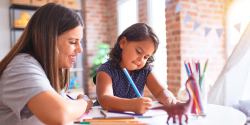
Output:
top-left (69, 102), bottom-right (247, 125)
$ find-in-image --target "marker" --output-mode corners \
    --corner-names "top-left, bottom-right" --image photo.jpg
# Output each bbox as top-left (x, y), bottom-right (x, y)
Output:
top-left (123, 68), bottom-right (142, 98)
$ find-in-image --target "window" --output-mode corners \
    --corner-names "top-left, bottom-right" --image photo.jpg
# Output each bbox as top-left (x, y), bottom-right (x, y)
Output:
top-left (147, 0), bottom-right (167, 87)
top-left (117, 0), bottom-right (138, 35)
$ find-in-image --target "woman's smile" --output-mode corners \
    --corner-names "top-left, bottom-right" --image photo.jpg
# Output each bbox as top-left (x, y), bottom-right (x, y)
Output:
top-left (69, 55), bottom-right (77, 63)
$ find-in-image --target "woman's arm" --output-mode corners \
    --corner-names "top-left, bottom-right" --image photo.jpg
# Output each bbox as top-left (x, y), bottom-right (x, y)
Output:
top-left (146, 71), bottom-right (179, 105)
top-left (96, 71), bottom-right (152, 114)
top-left (27, 91), bottom-right (92, 125)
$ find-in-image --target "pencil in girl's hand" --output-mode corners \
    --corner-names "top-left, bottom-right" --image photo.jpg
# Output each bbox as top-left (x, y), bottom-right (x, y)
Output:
top-left (66, 94), bottom-right (74, 100)
top-left (123, 68), bottom-right (142, 98)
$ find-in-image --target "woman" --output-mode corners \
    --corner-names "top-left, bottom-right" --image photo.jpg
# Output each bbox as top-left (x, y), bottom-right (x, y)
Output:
top-left (0, 3), bottom-right (93, 125)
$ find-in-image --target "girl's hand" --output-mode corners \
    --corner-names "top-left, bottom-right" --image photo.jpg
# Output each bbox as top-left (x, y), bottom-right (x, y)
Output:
top-left (132, 97), bottom-right (152, 114)
top-left (76, 94), bottom-right (93, 110)
top-left (163, 97), bottom-right (181, 105)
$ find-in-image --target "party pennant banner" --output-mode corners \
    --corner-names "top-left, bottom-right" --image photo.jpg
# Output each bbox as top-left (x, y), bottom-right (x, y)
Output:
top-left (184, 13), bottom-right (192, 24)
top-left (193, 21), bottom-right (201, 31)
top-left (175, 2), bottom-right (183, 14)
top-left (205, 27), bottom-right (211, 37)
top-left (234, 22), bottom-right (241, 33)
top-left (216, 28), bottom-right (224, 38)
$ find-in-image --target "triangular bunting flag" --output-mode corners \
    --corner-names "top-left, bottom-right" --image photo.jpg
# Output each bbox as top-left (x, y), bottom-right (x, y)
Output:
top-left (193, 21), bottom-right (201, 31)
top-left (234, 23), bottom-right (241, 33)
top-left (184, 13), bottom-right (192, 24)
top-left (216, 28), bottom-right (224, 38)
top-left (175, 2), bottom-right (183, 14)
top-left (205, 27), bottom-right (211, 37)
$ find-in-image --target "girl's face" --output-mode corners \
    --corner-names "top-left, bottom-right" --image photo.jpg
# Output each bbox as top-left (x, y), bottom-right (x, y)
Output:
top-left (119, 37), bottom-right (155, 72)
top-left (57, 25), bottom-right (83, 68)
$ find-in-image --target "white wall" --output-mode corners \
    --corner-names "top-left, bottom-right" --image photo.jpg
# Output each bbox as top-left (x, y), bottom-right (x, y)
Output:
top-left (0, 0), bottom-right (10, 61)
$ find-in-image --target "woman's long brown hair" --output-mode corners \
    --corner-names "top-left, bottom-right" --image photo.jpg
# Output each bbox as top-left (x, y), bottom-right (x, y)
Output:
top-left (0, 3), bottom-right (83, 93)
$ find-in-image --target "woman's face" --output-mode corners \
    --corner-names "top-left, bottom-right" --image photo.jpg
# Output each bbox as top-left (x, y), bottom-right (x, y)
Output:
top-left (57, 25), bottom-right (83, 68)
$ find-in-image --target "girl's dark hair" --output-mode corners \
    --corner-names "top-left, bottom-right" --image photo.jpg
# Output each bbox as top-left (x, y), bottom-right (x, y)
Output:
top-left (108, 23), bottom-right (159, 69)
top-left (0, 3), bottom-right (83, 93)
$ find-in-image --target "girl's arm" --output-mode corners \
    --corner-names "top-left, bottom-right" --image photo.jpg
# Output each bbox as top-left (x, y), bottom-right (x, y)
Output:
top-left (27, 91), bottom-right (93, 125)
top-left (146, 71), bottom-right (179, 105)
top-left (96, 71), bottom-right (152, 114)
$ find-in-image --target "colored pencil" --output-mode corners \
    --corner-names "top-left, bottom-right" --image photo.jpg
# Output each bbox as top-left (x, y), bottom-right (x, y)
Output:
top-left (74, 121), bottom-right (139, 124)
top-left (78, 111), bottom-right (90, 122)
top-left (93, 116), bottom-right (137, 119)
top-left (74, 122), bottom-right (147, 125)
top-left (82, 120), bottom-right (139, 123)
top-left (188, 81), bottom-right (202, 115)
top-left (188, 61), bottom-right (204, 114)
top-left (66, 94), bottom-right (74, 100)
top-left (185, 61), bottom-right (204, 114)
top-left (184, 61), bottom-right (197, 114)
top-left (123, 68), bottom-right (142, 98)
top-left (107, 110), bottom-right (142, 116)
top-left (198, 61), bottom-right (201, 89)
top-left (93, 116), bottom-right (152, 119)
top-left (200, 59), bottom-right (209, 87)
top-left (100, 110), bottom-right (108, 119)
top-left (84, 119), bottom-right (139, 122)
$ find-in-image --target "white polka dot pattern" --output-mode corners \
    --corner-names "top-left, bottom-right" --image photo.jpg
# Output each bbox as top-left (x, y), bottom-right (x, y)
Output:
top-left (93, 61), bottom-right (152, 106)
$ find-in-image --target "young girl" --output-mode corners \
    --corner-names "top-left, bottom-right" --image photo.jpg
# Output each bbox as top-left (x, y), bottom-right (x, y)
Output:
top-left (93, 23), bottom-right (179, 114)
top-left (0, 3), bottom-right (92, 125)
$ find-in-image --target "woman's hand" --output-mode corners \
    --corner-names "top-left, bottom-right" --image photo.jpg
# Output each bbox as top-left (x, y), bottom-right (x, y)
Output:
top-left (131, 97), bottom-right (152, 114)
top-left (76, 94), bottom-right (93, 111)
top-left (163, 97), bottom-right (181, 105)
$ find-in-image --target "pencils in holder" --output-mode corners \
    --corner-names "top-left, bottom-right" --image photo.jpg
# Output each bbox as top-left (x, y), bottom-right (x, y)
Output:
top-left (123, 68), bottom-right (142, 98)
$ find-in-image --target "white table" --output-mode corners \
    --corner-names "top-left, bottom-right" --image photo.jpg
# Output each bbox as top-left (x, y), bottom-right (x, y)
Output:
top-left (70, 102), bottom-right (247, 125)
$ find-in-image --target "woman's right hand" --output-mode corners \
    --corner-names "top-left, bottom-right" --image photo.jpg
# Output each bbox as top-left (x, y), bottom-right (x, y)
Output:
top-left (132, 97), bottom-right (152, 114)
top-left (76, 94), bottom-right (93, 111)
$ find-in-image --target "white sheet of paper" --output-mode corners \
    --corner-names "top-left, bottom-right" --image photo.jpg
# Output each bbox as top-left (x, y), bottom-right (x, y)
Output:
top-left (84, 101), bottom-right (167, 119)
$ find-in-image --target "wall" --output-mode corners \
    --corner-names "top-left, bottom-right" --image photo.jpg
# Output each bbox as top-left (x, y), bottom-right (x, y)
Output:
top-left (0, 0), bottom-right (10, 61)
top-left (166, 0), bottom-right (227, 96)
top-left (82, 0), bottom-right (118, 99)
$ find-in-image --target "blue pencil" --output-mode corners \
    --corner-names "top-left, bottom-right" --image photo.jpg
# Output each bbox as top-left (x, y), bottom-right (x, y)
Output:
top-left (123, 68), bottom-right (142, 98)
top-left (66, 94), bottom-right (74, 100)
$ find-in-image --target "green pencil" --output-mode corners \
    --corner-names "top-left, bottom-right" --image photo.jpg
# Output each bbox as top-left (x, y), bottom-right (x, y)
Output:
top-left (74, 121), bottom-right (90, 124)
top-left (200, 59), bottom-right (208, 90)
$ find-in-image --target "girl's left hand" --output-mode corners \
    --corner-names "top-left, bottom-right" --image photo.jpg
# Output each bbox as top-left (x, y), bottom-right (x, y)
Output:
top-left (163, 97), bottom-right (181, 105)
